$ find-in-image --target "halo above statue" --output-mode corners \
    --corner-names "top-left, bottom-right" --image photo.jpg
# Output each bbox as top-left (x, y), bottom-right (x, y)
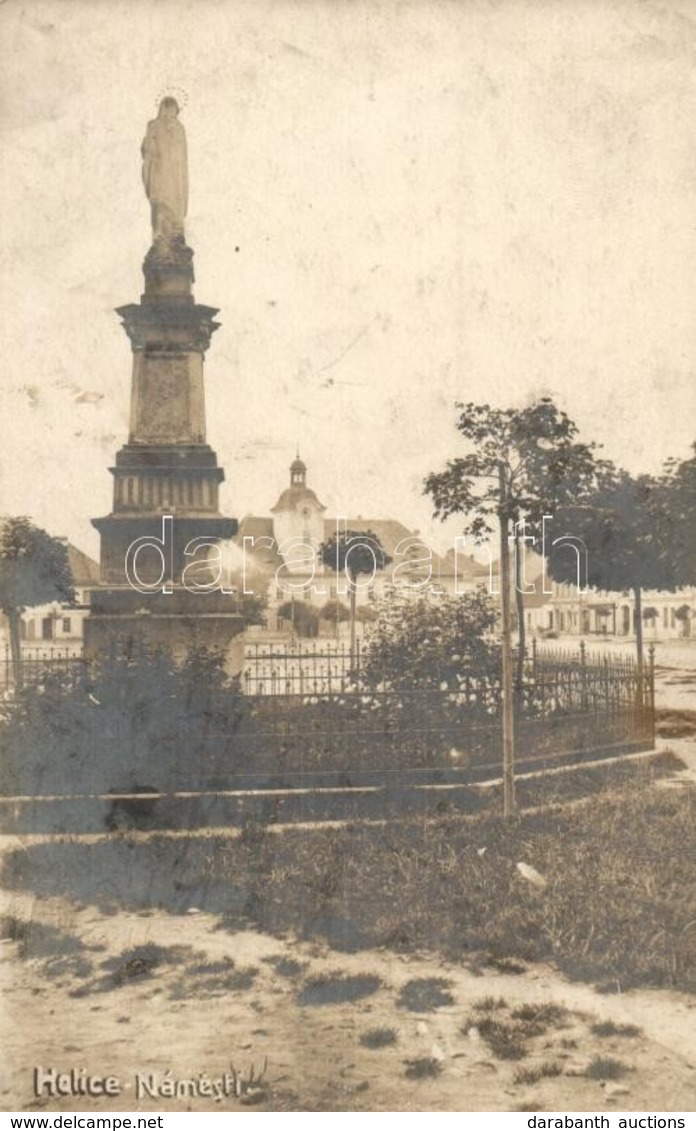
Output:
top-left (154, 86), bottom-right (189, 112)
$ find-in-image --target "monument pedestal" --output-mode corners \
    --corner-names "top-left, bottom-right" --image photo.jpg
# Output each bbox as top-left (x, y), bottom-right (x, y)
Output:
top-left (86, 239), bottom-right (244, 668)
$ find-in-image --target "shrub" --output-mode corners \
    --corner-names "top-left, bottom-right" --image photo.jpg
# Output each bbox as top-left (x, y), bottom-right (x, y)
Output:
top-left (360, 589), bottom-right (499, 692)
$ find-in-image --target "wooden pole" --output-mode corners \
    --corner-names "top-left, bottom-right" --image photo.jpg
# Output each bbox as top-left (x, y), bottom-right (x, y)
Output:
top-left (633, 584), bottom-right (644, 705)
top-left (499, 463), bottom-right (515, 818)
top-left (349, 580), bottom-right (357, 666)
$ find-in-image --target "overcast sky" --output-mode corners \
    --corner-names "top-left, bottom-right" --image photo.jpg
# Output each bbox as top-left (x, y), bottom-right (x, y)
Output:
top-left (1, 0), bottom-right (695, 559)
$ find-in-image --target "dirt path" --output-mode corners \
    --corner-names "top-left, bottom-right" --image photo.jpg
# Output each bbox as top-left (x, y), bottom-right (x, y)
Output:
top-left (1, 896), bottom-right (695, 1113)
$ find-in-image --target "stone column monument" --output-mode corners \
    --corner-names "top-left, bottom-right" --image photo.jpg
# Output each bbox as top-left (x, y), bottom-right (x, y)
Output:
top-left (86, 99), bottom-right (243, 666)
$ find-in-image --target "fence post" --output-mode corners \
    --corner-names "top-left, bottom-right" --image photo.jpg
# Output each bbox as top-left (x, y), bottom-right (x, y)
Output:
top-left (579, 639), bottom-right (587, 711)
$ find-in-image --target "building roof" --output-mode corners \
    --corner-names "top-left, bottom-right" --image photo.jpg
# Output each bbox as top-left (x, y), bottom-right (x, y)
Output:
top-left (237, 515), bottom-right (274, 542)
top-left (438, 547), bottom-right (492, 581)
top-left (235, 516), bottom-right (284, 570)
top-left (65, 543), bottom-right (100, 587)
top-left (323, 518), bottom-right (415, 560)
top-left (270, 485), bottom-right (326, 514)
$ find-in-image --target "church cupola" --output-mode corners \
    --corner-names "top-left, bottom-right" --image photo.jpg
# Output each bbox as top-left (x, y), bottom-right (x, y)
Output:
top-left (290, 455), bottom-right (307, 488)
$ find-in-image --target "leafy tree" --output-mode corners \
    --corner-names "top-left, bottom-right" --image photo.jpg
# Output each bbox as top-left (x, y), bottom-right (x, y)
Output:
top-left (546, 466), bottom-right (678, 674)
top-left (674, 605), bottom-right (692, 636)
top-left (233, 591), bottom-right (268, 628)
top-left (424, 398), bottom-right (598, 684)
top-left (0, 517), bottom-right (75, 688)
top-left (360, 588), bottom-right (498, 691)
top-left (660, 443), bottom-right (696, 588)
top-left (277, 598), bottom-right (318, 638)
top-left (319, 530), bottom-right (392, 661)
top-left (320, 599), bottom-right (350, 637)
top-left (223, 569), bottom-right (268, 629)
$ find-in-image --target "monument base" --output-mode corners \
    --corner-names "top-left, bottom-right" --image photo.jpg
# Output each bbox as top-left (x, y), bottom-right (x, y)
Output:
top-left (84, 588), bottom-right (246, 677)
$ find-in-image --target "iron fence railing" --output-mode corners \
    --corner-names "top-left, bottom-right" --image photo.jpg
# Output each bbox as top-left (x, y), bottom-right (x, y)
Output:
top-left (0, 640), bottom-right (655, 797)
top-left (242, 639), bottom-right (363, 695)
top-left (0, 645), bottom-right (86, 691)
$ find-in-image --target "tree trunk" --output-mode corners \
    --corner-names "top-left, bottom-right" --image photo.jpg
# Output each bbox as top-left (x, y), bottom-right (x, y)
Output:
top-left (7, 608), bottom-right (23, 690)
top-left (633, 584), bottom-right (644, 702)
top-left (499, 465), bottom-right (515, 818)
top-left (514, 528), bottom-right (526, 695)
top-left (349, 579), bottom-right (357, 667)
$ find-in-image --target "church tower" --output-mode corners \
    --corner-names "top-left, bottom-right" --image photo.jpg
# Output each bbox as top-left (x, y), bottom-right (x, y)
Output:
top-left (270, 454), bottom-right (327, 570)
top-left (85, 99), bottom-right (243, 664)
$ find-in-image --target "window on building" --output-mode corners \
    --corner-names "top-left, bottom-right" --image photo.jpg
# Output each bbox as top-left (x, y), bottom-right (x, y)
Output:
top-left (42, 617), bottom-right (54, 641)
top-left (62, 618), bottom-right (72, 634)
top-left (664, 608), bottom-right (669, 628)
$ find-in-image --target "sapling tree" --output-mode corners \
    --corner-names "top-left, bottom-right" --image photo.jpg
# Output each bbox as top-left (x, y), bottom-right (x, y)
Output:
top-left (319, 530), bottom-right (391, 663)
top-left (0, 517), bottom-right (75, 688)
top-left (424, 398), bottom-right (598, 816)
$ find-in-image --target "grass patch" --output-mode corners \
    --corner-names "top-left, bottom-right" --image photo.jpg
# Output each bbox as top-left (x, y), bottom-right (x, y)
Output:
top-left (5, 779), bottom-right (696, 993)
top-left (185, 958), bottom-right (236, 976)
top-left (42, 954), bottom-right (94, 980)
top-left (513, 1061), bottom-right (562, 1086)
top-left (360, 1027), bottom-right (398, 1049)
top-left (469, 1017), bottom-right (529, 1061)
top-left (472, 996), bottom-right (508, 1012)
top-left (262, 955), bottom-right (307, 978)
top-left (68, 943), bottom-right (193, 997)
top-left (106, 944), bottom-right (190, 986)
top-left (397, 978), bottom-right (455, 1012)
top-left (1, 917), bottom-right (86, 960)
top-left (585, 1056), bottom-right (630, 1080)
top-left (590, 1021), bottom-right (642, 1039)
top-left (656, 711), bottom-right (696, 739)
top-left (487, 957), bottom-right (527, 975)
top-left (403, 1057), bottom-right (442, 1079)
top-left (170, 964), bottom-right (258, 999)
top-left (647, 749), bottom-right (687, 773)
top-left (511, 1002), bottom-right (568, 1029)
top-left (297, 971), bottom-right (382, 1006)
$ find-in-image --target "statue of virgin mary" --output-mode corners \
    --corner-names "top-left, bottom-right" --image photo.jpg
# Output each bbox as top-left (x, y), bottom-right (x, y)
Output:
top-left (141, 97), bottom-right (188, 245)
